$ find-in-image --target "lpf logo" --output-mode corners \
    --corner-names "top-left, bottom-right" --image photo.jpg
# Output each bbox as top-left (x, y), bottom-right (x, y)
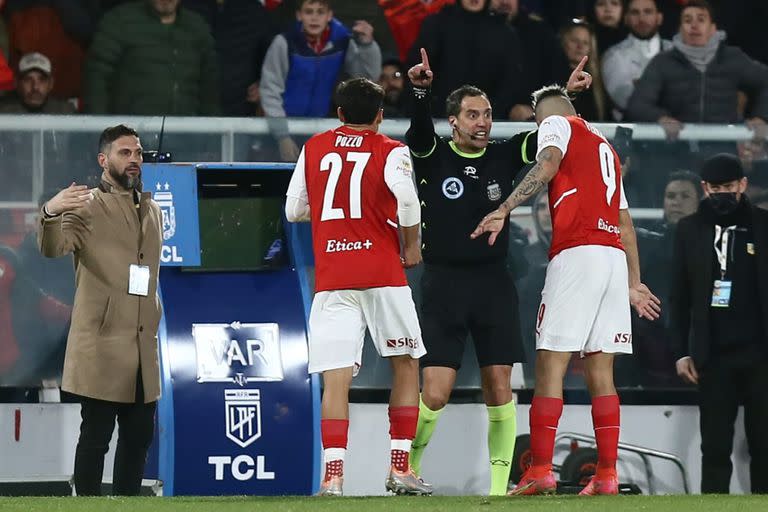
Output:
top-left (225, 389), bottom-right (262, 448)
top-left (154, 182), bottom-right (175, 241)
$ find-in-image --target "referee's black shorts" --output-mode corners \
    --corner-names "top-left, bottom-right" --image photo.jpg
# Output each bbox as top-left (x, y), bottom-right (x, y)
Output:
top-left (418, 261), bottom-right (525, 370)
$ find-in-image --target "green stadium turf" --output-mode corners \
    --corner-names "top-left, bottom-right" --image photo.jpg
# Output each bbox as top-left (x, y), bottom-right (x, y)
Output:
top-left (0, 495), bottom-right (766, 512)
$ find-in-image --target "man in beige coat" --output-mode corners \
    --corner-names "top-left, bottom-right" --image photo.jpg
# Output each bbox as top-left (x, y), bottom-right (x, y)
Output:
top-left (38, 125), bottom-right (163, 496)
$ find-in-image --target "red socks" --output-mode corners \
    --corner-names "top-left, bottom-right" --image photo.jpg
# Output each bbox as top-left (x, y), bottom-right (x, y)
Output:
top-left (322, 407), bottom-right (420, 477)
top-left (527, 394), bottom-right (620, 479)
top-left (529, 396), bottom-right (564, 473)
top-left (389, 406), bottom-right (418, 472)
top-left (321, 419), bottom-right (349, 479)
top-left (591, 394), bottom-right (620, 478)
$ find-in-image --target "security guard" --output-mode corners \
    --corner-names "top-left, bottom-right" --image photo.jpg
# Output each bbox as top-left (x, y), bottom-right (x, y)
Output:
top-left (405, 47), bottom-right (591, 495)
top-left (671, 153), bottom-right (768, 494)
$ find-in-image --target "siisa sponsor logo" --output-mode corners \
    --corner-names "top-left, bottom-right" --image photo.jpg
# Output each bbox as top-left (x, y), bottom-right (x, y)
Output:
top-left (386, 337), bottom-right (419, 349)
top-left (613, 333), bottom-right (632, 344)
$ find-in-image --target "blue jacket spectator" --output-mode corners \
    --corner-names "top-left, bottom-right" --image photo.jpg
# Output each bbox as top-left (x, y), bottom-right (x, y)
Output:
top-left (259, 0), bottom-right (380, 161)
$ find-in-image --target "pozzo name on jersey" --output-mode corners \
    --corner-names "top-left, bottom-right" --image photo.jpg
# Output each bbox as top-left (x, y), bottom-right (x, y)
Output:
top-left (334, 134), bottom-right (364, 148)
top-left (326, 238), bottom-right (374, 253)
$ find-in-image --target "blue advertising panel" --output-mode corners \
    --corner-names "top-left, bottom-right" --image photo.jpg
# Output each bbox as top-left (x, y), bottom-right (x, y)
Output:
top-left (158, 267), bottom-right (314, 495)
top-left (142, 163), bottom-right (201, 267)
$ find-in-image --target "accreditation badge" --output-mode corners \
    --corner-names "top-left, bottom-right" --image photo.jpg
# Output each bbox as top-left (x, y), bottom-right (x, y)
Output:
top-left (710, 279), bottom-right (732, 308)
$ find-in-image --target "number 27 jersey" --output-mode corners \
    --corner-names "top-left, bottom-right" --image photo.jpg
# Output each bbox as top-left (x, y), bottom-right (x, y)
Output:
top-left (287, 126), bottom-right (413, 292)
top-left (537, 115), bottom-right (628, 260)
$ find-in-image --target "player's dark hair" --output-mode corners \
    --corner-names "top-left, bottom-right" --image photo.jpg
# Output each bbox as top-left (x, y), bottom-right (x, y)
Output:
top-left (445, 85), bottom-right (488, 118)
top-left (335, 77), bottom-right (384, 125)
top-left (681, 0), bottom-right (714, 22)
top-left (531, 84), bottom-right (570, 110)
top-left (666, 170), bottom-right (704, 199)
top-left (98, 124), bottom-right (139, 154)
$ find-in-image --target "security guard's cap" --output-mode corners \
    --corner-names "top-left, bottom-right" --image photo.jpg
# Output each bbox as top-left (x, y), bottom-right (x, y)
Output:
top-left (700, 153), bottom-right (744, 184)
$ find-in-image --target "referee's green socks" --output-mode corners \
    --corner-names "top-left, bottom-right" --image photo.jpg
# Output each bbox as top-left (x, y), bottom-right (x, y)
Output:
top-left (487, 400), bottom-right (517, 496)
top-left (410, 395), bottom-right (444, 476)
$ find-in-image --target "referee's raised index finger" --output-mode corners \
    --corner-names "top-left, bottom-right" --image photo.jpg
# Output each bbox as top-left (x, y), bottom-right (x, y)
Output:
top-left (420, 48), bottom-right (430, 70)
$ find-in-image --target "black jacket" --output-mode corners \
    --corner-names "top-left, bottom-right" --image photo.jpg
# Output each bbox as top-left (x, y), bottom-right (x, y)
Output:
top-left (626, 43), bottom-right (768, 123)
top-left (506, 11), bottom-right (569, 100)
top-left (670, 201), bottom-right (768, 366)
top-left (407, 4), bottom-right (527, 118)
top-left (184, 0), bottom-right (276, 116)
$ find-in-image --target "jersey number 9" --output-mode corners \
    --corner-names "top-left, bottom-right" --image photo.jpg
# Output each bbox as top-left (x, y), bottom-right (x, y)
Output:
top-left (598, 142), bottom-right (617, 206)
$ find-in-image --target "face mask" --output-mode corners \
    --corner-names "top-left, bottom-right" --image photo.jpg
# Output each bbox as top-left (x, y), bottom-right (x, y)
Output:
top-left (708, 192), bottom-right (739, 216)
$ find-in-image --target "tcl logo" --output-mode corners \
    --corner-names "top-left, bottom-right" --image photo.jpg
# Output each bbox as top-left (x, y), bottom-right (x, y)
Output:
top-left (386, 337), bottom-right (418, 349)
top-left (613, 333), bottom-right (632, 344)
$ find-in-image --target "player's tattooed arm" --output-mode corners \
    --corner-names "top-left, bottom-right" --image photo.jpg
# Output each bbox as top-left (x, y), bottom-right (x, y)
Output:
top-left (471, 146), bottom-right (561, 245)
top-left (499, 146), bottom-right (562, 215)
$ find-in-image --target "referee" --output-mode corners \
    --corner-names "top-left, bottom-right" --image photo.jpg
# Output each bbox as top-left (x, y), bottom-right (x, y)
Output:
top-left (406, 48), bottom-right (591, 495)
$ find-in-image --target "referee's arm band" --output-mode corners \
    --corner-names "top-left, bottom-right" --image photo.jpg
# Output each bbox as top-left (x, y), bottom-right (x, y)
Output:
top-left (411, 137), bottom-right (437, 159)
top-left (521, 130), bottom-right (535, 165)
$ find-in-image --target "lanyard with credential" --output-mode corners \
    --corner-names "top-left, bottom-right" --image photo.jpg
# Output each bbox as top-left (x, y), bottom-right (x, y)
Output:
top-left (713, 224), bottom-right (737, 280)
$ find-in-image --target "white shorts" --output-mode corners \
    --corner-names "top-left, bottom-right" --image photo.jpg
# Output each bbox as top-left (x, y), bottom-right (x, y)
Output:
top-left (307, 286), bottom-right (426, 374)
top-left (535, 245), bottom-right (632, 356)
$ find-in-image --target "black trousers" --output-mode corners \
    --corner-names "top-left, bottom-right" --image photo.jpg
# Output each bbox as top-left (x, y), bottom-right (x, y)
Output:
top-left (73, 372), bottom-right (156, 496)
top-left (698, 357), bottom-right (768, 494)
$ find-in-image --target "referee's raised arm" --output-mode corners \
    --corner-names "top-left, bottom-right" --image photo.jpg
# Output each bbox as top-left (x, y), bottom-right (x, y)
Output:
top-left (406, 48), bottom-right (437, 157)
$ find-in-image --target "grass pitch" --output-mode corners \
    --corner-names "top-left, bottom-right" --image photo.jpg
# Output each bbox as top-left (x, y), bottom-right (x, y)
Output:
top-left (0, 495), bottom-right (766, 512)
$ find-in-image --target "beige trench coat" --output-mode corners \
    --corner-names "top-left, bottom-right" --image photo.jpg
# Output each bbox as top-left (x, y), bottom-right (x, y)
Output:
top-left (38, 173), bottom-right (163, 403)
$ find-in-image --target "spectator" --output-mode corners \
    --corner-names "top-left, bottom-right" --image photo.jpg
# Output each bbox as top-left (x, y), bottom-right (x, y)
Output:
top-left (0, 1), bottom-right (9, 92)
top-left (559, 19), bottom-right (607, 120)
top-left (631, 171), bottom-right (702, 386)
top-left (183, 0), bottom-right (277, 117)
top-left (407, 0), bottom-right (527, 120)
top-left (626, 0), bottom-right (768, 140)
top-left (589, 0), bottom-right (627, 55)
top-left (490, 0), bottom-right (569, 121)
top-left (84, 0), bottom-right (219, 116)
top-left (260, 0), bottom-right (381, 161)
top-left (1, 189), bottom-right (74, 386)
top-left (378, 0), bottom-right (454, 64)
top-left (601, 0), bottom-right (672, 119)
top-left (5, 0), bottom-right (98, 100)
top-left (0, 53), bottom-right (76, 113)
top-left (0, 1), bottom-right (9, 60)
top-left (378, 56), bottom-right (406, 118)
top-left (0, 33), bottom-right (11, 92)
top-left (671, 153), bottom-right (768, 494)
top-left (738, 137), bottom-right (767, 173)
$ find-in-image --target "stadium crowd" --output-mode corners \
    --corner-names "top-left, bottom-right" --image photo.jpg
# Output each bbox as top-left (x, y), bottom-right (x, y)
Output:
top-left (1, 0), bottom-right (767, 389)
